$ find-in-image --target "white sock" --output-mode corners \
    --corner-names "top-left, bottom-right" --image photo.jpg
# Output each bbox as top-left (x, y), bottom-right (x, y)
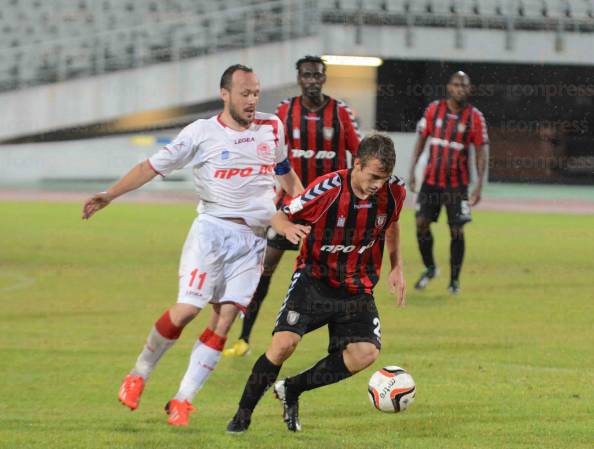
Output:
top-left (131, 326), bottom-right (177, 379)
top-left (175, 338), bottom-right (224, 402)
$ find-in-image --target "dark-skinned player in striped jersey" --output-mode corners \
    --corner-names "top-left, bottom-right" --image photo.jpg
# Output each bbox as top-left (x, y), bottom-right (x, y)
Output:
top-left (409, 71), bottom-right (488, 294)
top-left (226, 134), bottom-right (406, 433)
top-left (224, 55), bottom-right (361, 357)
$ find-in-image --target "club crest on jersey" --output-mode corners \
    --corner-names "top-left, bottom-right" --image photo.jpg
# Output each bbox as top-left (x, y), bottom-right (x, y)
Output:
top-left (337, 215), bottom-right (346, 227)
top-left (221, 149), bottom-right (230, 160)
top-left (323, 127), bottom-right (334, 140)
top-left (293, 128), bottom-right (301, 140)
top-left (375, 214), bottom-right (387, 229)
top-left (257, 142), bottom-right (272, 161)
top-left (287, 311), bottom-right (300, 325)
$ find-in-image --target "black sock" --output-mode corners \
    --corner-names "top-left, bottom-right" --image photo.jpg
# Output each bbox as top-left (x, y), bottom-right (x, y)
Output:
top-left (450, 233), bottom-right (465, 282)
top-left (240, 275), bottom-right (272, 343)
top-left (238, 354), bottom-right (281, 412)
top-left (284, 351), bottom-right (352, 403)
top-left (416, 229), bottom-right (435, 269)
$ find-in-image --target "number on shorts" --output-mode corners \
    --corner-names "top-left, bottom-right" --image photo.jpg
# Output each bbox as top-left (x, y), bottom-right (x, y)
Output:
top-left (372, 317), bottom-right (381, 339)
top-left (189, 268), bottom-right (207, 289)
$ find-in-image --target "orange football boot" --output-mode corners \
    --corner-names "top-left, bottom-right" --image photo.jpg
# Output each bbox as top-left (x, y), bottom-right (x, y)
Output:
top-left (165, 399), bottom-right (196, 426)
top-left (118, 374), bottom-right (145, 410)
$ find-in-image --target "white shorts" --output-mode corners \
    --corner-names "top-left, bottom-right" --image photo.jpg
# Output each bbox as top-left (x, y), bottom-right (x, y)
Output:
top-left (177, 214), bottom-right (267, 311)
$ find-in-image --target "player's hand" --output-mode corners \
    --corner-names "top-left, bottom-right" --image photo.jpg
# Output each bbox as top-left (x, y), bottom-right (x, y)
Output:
top-left (469, 186), bottom-right (482, 206)
top-left (408, 173), bottom-right (416, 193)
top-left (82, 192), bottom-right (113, 220)
top-left (388, 265), bottom-right (406, 307)
top-left (284, 223), bottom-right (311, 244)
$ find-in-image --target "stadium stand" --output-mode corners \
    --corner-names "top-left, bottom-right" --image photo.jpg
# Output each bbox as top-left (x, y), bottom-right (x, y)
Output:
top-left (0, 0), bottom-right (318, 91)
top-left (0, 0), bottom-right (592, 92)
top-left (323, 0), bottom-right (593, 29)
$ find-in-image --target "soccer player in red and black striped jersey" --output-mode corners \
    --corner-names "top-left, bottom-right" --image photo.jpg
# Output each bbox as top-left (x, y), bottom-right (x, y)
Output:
top-left (408, 71), bottom-right (488, 294)
top-left (225, 55), bottom-right (361, 356)
top-left (227, 134), bottom-right (406, 433)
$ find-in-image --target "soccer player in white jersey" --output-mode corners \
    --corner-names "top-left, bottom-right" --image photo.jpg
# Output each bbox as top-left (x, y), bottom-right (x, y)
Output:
top-left (82, 64), bottom-right (304, 427)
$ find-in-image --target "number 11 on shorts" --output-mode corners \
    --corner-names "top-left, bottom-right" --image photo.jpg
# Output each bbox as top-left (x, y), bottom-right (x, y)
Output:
top-left (189, 268), bottom-right (207, 289)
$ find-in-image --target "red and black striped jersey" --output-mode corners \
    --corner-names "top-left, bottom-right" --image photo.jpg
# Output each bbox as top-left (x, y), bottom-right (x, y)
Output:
top-left (417, 99), bottom-right (488, 188)
top-left (275, 95), bottom-right (361, 205)
top-left (283, 169), bottom-right (406, 295)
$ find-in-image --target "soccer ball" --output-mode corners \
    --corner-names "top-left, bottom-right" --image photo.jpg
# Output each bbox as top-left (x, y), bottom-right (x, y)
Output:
top-left (368, 366), bottom-right (416, 413)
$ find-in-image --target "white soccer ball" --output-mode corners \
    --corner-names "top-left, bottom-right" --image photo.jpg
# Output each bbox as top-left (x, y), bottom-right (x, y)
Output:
top-left (368, 366), bottom-right (416, 413)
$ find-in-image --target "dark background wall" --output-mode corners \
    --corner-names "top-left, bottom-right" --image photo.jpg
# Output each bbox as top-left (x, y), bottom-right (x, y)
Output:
top-left (376, 60), bottom-right (594, 184)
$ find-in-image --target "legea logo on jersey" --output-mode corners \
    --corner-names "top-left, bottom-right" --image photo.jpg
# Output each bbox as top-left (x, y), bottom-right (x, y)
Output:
top-left (291, 149), bottom-right (336, 159)
top-left (320, 240), bottom-right (376, 254)
top-left (234, 137), bottom-right (255, 144)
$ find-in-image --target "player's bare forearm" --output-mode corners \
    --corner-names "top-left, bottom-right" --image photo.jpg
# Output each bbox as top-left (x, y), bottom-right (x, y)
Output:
top-left (470, 144), bottom-right (488, 206)
top-left (82, 160), bottom-right (157, 219)
top-left (106, 160), bottom-right (158, 199)
top-left (408, 135), bottom-right (427, 192)
top-left (386, 222), bottom-right (406, 306)
top-left (386, 221), bottom-right (402, 270)
top-left (271, 210), bottom-right (310, 244)
top-left (475, 144), bottom-right (488, 187)
top-left (277, 169), bottom-right (305, 197)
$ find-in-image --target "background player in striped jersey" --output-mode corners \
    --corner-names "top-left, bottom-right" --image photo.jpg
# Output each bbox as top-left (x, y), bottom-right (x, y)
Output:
top-left (224, 55), bottom-right (362, 357)
top-left (82, 65), bottom-right (303, 427)
top-left (408, 71), bottom-right (488, 294)
top-left (226, 134), bottom-right (406, 433)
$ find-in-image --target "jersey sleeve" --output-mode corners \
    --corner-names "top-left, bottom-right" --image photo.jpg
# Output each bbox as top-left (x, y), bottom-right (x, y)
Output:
top-left (387, 176), bottom-right (407, 225)
top-left (470, 108), bottom-right (489, 146)
top-left (148, 123), bottom-right (201, 177)
top-left (275, 100), bottom-right (290, 145)
top-left (416, 102), bottom-right (436, 138)
top-left (273, 115), bottom-right (288, 163)
top-left (282, 173), bottom-right (342, 224)
top-left (338, 101), bottom-right (362, 157)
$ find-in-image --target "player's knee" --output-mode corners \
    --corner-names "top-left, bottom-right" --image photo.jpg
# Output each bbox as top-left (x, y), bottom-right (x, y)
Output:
top-left (262, 264), bottom-right (277, 277)
top-left (450, 225), bottom-right (464, 240)
top-left (345, 343), bottom-right (379, 372)
top-left (267, 332), bottom-right (300, 364)
top-left (169, 303), bottom-right (200, 327)
top-left (416, 217), bottom-right (430, 233)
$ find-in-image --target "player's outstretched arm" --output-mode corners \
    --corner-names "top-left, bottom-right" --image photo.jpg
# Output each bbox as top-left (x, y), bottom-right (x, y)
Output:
top-left (82, 160), bottom-right (157, 220)
top-left (277, 168), bottom-right (305, 198)
top-left (386, 221), bottom-right (406, 307)
top-left (270, 210), bottom-right (310, 245)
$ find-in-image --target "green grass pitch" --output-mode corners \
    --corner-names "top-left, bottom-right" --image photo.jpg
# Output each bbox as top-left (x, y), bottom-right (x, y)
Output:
top-left (1, 201), bottom-right (593, 449)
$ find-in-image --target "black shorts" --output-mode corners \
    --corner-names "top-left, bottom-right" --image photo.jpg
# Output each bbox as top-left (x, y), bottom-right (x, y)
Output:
top-left (416, 183), bottom-right (472, 225)
top-left (266, 227), bottom-right (299, 251)
top-left (273, 270), bottom-right (382, 353)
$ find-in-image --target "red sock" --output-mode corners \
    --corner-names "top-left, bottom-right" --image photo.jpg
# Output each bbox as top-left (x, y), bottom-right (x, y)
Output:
top-left (205, 333), bottom-right (227, 351)
top-left (155, 310), bottom-right (184, 340)
top-left (198, 328), bottom-right (215, 344)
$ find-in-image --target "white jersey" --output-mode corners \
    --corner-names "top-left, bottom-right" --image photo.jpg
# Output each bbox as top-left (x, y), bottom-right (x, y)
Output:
top-left (149, 112), bottom-right (287, 227)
